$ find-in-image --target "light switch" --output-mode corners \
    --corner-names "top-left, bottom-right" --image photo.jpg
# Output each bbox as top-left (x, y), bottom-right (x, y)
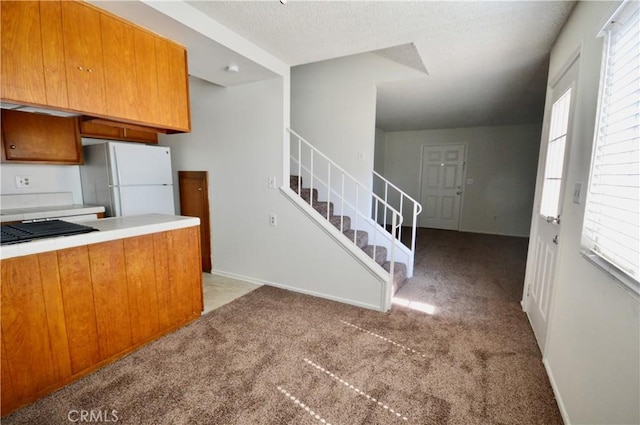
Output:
top-left (466, 178), bottom-right (474, 185)
top-left (268, 176), bottom-right (277, 189)
top-left (573, 182), bottom-right (582, 204)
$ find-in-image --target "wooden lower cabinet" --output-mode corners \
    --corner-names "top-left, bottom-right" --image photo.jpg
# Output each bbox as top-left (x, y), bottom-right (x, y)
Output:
top-left (0, 226), bottom-right (202, 416)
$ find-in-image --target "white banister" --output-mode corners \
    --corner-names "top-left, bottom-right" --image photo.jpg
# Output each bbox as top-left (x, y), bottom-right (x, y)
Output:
top-left (372, 169), bottom-right (423, 276)
top-left (287, 128), bottom-right (405, 292)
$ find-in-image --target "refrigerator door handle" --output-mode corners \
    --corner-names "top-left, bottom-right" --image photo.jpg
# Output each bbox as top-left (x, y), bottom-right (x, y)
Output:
top-left (112, 153), bottom-right (124, 216)
top-left (113, 149), bottom-right (123, 187)
top-left (112, 186), bottom-right (123, 217)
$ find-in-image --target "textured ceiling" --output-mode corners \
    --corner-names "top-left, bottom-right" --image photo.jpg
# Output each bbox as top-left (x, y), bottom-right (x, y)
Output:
top-left (187, 0), bottom-right (575, 131)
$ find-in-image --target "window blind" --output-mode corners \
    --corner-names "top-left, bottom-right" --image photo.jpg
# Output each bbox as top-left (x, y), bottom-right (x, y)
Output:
top-left (582, 0), bottom-right (640, 292)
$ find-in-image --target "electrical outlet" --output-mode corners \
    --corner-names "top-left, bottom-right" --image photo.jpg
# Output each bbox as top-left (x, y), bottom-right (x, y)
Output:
top-left (268, 176), bottom-right (277, 189)
top-left (269, 214), bottom-right (278, 226)
top-left (15, 176), bottom-right (31, 188)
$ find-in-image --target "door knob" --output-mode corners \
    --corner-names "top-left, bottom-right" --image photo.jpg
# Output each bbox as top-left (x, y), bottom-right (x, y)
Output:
top-left (552, 235), bottom-right (559, 245)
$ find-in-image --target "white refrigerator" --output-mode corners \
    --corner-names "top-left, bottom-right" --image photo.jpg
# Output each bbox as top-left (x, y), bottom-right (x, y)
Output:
top-left (80, 142), bottom-right (175, 217)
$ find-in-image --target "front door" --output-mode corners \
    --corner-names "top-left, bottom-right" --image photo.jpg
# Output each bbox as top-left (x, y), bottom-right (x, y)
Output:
top-left (419, 144), bottom-right (465, 230)
top-left (524, 57), bottom-right (578, 353)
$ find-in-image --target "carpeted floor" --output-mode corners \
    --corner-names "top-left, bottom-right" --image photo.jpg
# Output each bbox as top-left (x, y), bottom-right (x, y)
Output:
top-left (4, 229), bottom-right (562, 424)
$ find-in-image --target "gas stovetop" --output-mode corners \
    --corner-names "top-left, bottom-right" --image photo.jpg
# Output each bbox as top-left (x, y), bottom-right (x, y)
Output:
top-left (0, 220), bottom-right (98, 245)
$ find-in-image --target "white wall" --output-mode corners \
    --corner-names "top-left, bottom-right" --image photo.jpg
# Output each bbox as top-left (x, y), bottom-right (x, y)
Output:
top-left (160, 76), bottom-right (386, 310)
top-left (0, 164), bottom-right (83, 204)
top-left (379, 125), bottom-right (541, 236)
top-left (291, 53), bottom-right (424, 193)
top-left (529, 2), bottom-right (640, 424)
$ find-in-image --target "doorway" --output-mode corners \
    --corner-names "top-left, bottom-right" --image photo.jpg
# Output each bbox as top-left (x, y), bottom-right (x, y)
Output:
top-left (419, 144), bottom-right (466, 230)
top-left (178, 171), bottom-right (212, 273)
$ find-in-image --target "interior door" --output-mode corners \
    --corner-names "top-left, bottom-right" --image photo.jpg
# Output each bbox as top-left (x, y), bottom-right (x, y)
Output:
top-left (524, 57), bottom-right (578, 353)
top-left (179, 171), bottom-right (212, 273)
top-left (419, 144), bottom-right (465, 230)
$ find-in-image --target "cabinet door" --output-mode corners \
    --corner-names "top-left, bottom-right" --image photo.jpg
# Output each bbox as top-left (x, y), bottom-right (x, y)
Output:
top-left (101, 13), bottom-right (139, 122)
top-left (0, 1), bottom-right (47, 105)
top-left (124, 235), bottom-right (161, 344)
top-left (57, 246), bottom-right (101, 375)
top-left (79, 120), bottom-right (122, 140)
top-left (1, 109), bottom-right (82, 164)
top-left (123, 128), bottom-right (158, 144)
top-left (168, 227), bottom-right (203, 317)
top-left (156, 38), bottom-right (190, 132)
top-left (79, 120), bottom-right (158, 144)
top-left (1, 255), bottom-right (58, 403)
top-left (40, 0), bottom-right (68, 109)
top-left (88, 240), bottom-right (133, 360)
top-left (134, 29), bottom-right (160, 126)
top-left (61, 1), bottom-right (106, 115)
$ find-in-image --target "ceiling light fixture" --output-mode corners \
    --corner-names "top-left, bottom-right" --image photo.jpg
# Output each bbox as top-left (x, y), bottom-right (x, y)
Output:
top-left (226, 64), bottom-right (240, 73)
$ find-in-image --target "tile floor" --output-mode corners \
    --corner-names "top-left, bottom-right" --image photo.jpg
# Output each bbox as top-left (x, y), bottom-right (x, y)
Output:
top-left (202, 273), bottom-right (262, 313)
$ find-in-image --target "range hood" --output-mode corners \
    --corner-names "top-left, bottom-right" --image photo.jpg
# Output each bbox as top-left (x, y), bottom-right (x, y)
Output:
top-left (0, 102), bottom-right (80, 118)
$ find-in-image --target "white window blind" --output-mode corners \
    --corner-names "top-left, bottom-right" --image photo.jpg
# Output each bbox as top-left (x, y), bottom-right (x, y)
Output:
top-left (582, 0), bottom-right (640, 292)
top-left (540, 88), bottom-right (572, 221)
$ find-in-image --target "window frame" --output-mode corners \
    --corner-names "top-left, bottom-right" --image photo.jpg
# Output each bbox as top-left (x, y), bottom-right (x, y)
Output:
top-left (580, 0), bottom-right (640, 296)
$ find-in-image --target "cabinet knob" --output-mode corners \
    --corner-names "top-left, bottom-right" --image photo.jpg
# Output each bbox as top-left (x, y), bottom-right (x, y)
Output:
top-left (198, 188), bottom-right (202, 191)
top-left (77, 66), bottom-right (83, 71)
top-left (87, 68), bottom-right (92, 73)
top-left (9, 144), bottom-right (16, 149)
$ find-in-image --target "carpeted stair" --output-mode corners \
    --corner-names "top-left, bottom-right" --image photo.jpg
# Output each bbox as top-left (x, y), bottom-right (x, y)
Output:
top-left (290, 175), bottom-right (407, 293)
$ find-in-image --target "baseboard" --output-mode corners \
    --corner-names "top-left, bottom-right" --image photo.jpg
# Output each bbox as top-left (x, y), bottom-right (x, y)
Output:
top-left (543, 358), bottom-right (570, 424)
top-left (212, 268), bottom-right (384, 312)
top-left (457, 228), bottom-right (530, 238)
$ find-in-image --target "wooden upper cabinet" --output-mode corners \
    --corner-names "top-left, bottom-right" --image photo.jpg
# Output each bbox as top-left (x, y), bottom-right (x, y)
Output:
top-left (101, 14), bottom-right (139, 122)
top-left (0, 1), bottom-right (47, 105)
top-left (79, 120), bottom-right (158, 144)
top-left (1, 110), bottom-right (82, 164)
top-left (133, 29), bottom-right (161, 126)
top-left (60, 1), bottom-right (107, 115)
top-left (1, 0), bottom-right (190, 133)
top-left (40, 0), bottom-right (69, 109)
top-left (156, 38), bottom-right (191, 132)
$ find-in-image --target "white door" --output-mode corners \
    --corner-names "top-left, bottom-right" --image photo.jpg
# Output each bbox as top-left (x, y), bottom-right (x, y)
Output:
top-left (110, 143), bottom-right (172, 186)
top-left (419, 144), bottom-right (465, 230)
top-left (524, 57), bottom-right (578, 353)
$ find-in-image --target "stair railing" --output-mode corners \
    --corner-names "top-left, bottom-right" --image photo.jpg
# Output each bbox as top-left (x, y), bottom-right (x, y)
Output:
top-left (372, 170), bottom-right (423, 268)
top-left (288, 128), bottom-right (402, 304)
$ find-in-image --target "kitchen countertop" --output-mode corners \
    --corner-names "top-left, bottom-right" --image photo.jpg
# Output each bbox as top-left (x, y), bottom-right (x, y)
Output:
top-left (0, 204), bottom-right (106, 223)
top-left (0, 214), bottom-right (200, 260)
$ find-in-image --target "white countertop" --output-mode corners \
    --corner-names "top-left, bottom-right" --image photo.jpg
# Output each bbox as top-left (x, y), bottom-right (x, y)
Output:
top-left (0, 204), bottom-right (106, 223)
top-left (1, 214), bottom-right (200, 260)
